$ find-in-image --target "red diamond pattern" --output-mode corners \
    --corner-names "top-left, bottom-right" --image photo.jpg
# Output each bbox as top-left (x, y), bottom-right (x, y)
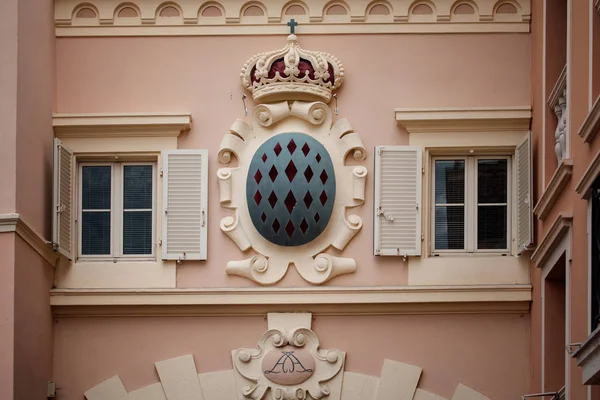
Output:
top-left (316, 153), bottom-right (322, 163)
top-left (272, 218), bottom-right (281, 233)
top-left (261, 212), bottom-right (267, 222)
top-left (303, 192), bottom-right (313, 209)
top-left (285, 161), bottom-right (298, 182)
top-left (269, 165), bottom-right (278, 182)
top-left (254, 190), bottom-right (262, 206)
top-left (262, 153), bottom-right (268, 162)
top-left (285, 220), bottom-right (295, 238)
top-left (268, 191), bottom-right (278, 208)
top-left (300, 218), bottom-right (308, 234)
top-left (320, 170), bottom-right (328, 184)
top-left (302, 143), bottom-right (310, 156)
top-left (284, 191), bottom-right (297, 214)
top-left (274, 143), bottom-right (282, 156)
top-left (304, 166), bottom-right (314, 182)
top-left (319, 190), bottom-right (327, 206)
top-left (314, 212), bottom-right (320, 223)
top-left (254, 169), bottom-right (263, 184)
top-left (287, 139), bottom-right (297, 155)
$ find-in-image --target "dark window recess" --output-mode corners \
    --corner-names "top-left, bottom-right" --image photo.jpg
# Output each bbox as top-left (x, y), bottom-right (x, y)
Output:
top-left (592, 177), bottom-right (600, 330)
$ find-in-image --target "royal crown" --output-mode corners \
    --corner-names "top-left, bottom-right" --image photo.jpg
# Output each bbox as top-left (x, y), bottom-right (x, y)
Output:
top-left (240, 34), bottom-right (344, 104)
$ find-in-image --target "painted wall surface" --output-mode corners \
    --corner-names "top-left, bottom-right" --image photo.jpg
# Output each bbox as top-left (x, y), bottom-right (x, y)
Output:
top-left (0, 234), bottom-right (16, 399)
top-left (53, 313), bottom-right (530, 400)
top-left (16, 0), bottom-right (56, 237)
top-left (0, 0), bottom-right (18, 215)
top-left (55, 33), bottom-right (531, 288)
top-left (13, 237), bottom-right (54, 400)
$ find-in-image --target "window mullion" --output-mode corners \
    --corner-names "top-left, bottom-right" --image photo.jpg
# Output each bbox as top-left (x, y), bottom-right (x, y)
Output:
top-left (113, 163), bottom-right (123, 258)
top-left (467, 157), bottom-right (475, 253)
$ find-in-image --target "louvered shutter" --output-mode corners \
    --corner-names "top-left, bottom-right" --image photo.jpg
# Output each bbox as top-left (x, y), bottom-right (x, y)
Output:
top-left (516, 132), bottom-right (533, 254)
top-left (52, 138), bottom-right (74, 260)
top-left (374, 146), bottom-right (422, 256)
top-left (162, 150), bottom-right (208, 261)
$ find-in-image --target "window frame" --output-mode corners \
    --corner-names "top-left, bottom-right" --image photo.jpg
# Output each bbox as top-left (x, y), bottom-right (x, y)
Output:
top-left (431, 154), bottom-right (512, 255)
top-left (76, 160), bottom-right (157, 262)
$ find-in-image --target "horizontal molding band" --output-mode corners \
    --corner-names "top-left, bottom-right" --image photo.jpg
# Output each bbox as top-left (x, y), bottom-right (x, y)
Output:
top-left (56, 23), bottom-right (531, 37)
top-left (533, 159), bottom-right (573, 220)
top-left (53, 113), bottom-right (192, 138)
top-left (55, 0), bottom-right (531, 37)
top-left (395, 106), bottom-right (532, 133)
top-left (0, 213), bottom-right (58, 268)
top-left (51, 285), bottom-right (532, 316)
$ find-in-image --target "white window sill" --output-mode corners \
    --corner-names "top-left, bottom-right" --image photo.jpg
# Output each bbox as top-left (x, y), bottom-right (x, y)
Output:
top-left (55, 258), bottom-right (176, 288)
top-left (408, 254), bottom-right (530, 286)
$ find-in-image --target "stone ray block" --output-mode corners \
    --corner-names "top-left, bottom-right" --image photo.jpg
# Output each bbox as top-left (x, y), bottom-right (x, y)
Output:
top-left (452, 384), bottom-right (491, 400)
top-left (84, 375), bottom-right (128, 400)
top-left (155, 354), bottom-right (204, 400)
top-left (198, 370), bottom-right (236, 400)
top-left (341, 371), bottom-right (379, 400)
top-left (413, 388), bottom-right (447, 400)
top-left (374, 359), bottom-right (422, 400)
top-left (127, 382), bottom-right (167, 400)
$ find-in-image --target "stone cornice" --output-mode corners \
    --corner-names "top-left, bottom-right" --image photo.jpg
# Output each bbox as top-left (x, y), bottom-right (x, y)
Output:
top-left (531, 213), bottom-right (572, 268)
top-left (50, 284), bottom-right (531, 316)
top-left (55, 0), bottom-right (531, 37)
top-left (579, 96), bottom-right (600, 143)
top-left (395, 106), bottom-right (532, 133)
top-left (548, 65), bottom-right (567, 109)
top-left (573, 326), bottom-right (600, 384)
top-left (533, 159), bottom-right (573, 220)
top-left (53, 113), bottom-right (192, 138)
top-left (0, 213), bottom-right (59, 268)
top-left (576, 146), bottom-right (600, 199)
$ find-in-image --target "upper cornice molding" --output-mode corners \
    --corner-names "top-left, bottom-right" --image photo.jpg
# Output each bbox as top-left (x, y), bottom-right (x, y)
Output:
top-left (54, 0), bottom-right (531, 37)
top-left (395, 106), bottom-right (532, 133)
top-left (531, 213), bottom-right (572, 268)
top-left (53, 113), bottom-right (192, 138)
top-left (533, 158), bottom-right (572, 220)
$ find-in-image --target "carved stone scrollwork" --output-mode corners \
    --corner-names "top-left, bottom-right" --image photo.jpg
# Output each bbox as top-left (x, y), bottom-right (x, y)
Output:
top-left (219, 100), bottom-right (367, 286)
top-left (232, 314), bottom-right (345, 400)
top-left (554, 89), bottom-right (568, 162)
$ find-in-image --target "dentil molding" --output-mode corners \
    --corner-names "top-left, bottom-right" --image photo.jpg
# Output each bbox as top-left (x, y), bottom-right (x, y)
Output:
top-left (84, 313), bottom-right (497, 400)
top-left (55, 0), bottom-right (531, 37)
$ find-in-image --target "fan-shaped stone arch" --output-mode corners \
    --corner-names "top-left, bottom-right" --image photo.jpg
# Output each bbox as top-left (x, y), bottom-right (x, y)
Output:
top-left (113, 2), bottom-right (142, 24)
top-left (450, 0), bottom-right (479, 21)
top-left (323, 1), bottom-right (350, 22)
top-left (84, 355), bottom-right (494, 400)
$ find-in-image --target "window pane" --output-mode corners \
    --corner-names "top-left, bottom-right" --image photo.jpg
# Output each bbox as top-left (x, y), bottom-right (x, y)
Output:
top-left (435, 160), bottom-right (464, 204)
top-left (81, 211), bottom-right (111, 255)
top-left (435, 205), bottom-right (464, 250)
top-left (124, 165), bottom-right (153, 209)
top-left (123, 211), bottom-right (152, 255)
top-left (477, 159), bottom-right (507, 204)
top-left (82, 166), bottom-right (111, 210)
top-left (478, 205), bottom-right (507, 249)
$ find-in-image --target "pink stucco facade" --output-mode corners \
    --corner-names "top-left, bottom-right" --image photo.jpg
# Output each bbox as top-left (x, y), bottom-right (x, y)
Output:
top-left (3, 0), bottom-right (600, 399)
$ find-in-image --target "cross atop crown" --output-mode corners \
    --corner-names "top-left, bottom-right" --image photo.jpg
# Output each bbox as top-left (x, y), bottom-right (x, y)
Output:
top-left (287, 18), bottom-right (298, 34)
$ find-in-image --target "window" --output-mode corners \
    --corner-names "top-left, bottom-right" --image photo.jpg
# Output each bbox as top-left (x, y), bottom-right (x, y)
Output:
top-left (432, 156), bottom-right (510, 253)
top-left (52, 138), bottom-right (209, 263)
top-left (78, 162), bottom-right (156, 259)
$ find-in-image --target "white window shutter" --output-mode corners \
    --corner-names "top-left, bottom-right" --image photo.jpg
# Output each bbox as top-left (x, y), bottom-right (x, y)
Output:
top-left (52, 138), bottom-right (74, 260)
top-left (516, 132), bottom-right (533, 254)
top-left (374, 146), bottom-right (422, 256)
top-left (162, 150), bottom-right (208, 261)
